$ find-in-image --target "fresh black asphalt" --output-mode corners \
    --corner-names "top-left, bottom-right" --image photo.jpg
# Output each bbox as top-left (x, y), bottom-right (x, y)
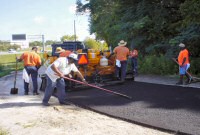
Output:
top-left (67, 81), bottom-right (200, 135)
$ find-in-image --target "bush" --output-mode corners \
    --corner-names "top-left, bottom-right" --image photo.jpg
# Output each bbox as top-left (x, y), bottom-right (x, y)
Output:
top-left (138, 55), bottom-right (200, 76)
top-left (138, 55), bottom-right (178, 75)
top-left (190, 57), bottom-right (200, 76)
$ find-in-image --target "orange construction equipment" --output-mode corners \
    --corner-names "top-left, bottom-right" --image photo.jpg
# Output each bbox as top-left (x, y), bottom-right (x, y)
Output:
top-left (40, 41), bottom-right (134, 91)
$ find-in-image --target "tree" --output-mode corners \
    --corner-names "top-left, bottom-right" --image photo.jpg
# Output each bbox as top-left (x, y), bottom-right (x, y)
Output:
top-left (60, 35), bottom-right (78, 42)
top-left (0, 41), bottom-right (20, 51)
top-left (76, 0), bottom-right (200, 57)
top-left (83, 37), bottom-right (108, 51)
top-left (45, 40), bottom-right (58, 46)
top-left (29, 41), bottom-right (43, 47)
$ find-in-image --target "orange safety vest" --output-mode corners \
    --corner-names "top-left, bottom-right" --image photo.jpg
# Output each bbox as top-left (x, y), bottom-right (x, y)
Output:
top-left (130, 49), bottom-right (138, 58)
top-left (113, 46), bottom-right (130, 61)
top-left (20, 51), bottom-right (41, 67)
top-left (178, 49), bottom-right (190, 66)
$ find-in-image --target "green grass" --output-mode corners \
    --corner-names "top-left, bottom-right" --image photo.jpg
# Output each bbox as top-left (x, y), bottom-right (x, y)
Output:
top-left (0, 54), bottom-right (20, 77)
top-left (0, 54), bottom-right (21, 64)
top-left (0, 127), bottom-right (9, 135)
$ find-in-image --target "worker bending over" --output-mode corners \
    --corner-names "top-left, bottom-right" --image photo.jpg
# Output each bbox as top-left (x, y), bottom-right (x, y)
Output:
top-left (42, 53), bottom-right (87, 106)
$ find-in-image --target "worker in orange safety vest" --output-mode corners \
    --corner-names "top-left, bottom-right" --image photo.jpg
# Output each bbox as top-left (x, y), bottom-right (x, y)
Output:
top-left (129, 47), bottom-right (138, 76)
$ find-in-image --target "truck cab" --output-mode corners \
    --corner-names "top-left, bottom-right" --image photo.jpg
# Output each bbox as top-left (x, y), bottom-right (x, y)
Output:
top-left (51, 41), bottom-right (85, 56)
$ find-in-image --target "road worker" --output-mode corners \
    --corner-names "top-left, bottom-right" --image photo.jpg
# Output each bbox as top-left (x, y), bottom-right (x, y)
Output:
top-left (43, 47), bottom-right (72, 69)
top-left (42, 53), bottom-right (87, 106)
top-left (129, 47), bottom-right (138, 76)
top-left (17, 46), bottom-right (41, 95)
top-left (176, 43), bottom-right (192, 85)
top-left (55, 47), bottom-right (72, 57)
top-left (113, 40), bottom-right (130, 82)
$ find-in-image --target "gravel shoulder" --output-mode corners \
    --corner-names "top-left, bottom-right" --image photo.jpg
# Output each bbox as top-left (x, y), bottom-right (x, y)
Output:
top-left (0, 94), bottom-right (171, 135)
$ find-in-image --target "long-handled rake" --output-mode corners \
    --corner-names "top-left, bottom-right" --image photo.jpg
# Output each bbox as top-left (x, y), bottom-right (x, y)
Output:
top-left (63, 76), bottom-right (132, 100)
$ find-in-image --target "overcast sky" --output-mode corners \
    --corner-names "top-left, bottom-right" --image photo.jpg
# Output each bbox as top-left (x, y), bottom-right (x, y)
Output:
top-left (0, 0), bottom-right (91, 41)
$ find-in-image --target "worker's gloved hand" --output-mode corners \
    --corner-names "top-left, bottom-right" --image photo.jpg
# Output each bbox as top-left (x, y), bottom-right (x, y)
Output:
top-left (16, 57), bottom-right (21, 62)
top-left (172, 58), bottom-right (177, 61)
top-left (59, 73), bottom-right (65, 78)
top-left (55, 73), bottom-right (65, 78)
top-left (68, 73), bottom-right (72, 78)
top-left (82, 79), bottom-right (88, 84)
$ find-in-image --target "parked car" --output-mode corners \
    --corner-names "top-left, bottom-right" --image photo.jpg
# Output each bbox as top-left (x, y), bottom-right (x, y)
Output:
top-left (8, 49), bottom-right (17, 53)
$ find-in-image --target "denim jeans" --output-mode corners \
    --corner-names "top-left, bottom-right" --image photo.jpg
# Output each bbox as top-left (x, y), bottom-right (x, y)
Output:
top-left (131, 57), bottom-right (138, 75)
top-left (43, 75), bottom-right (66, 104)
top-left (115, 60), bottom-right (127, 81)
top-left (24, 66), bottom-right (38, 93)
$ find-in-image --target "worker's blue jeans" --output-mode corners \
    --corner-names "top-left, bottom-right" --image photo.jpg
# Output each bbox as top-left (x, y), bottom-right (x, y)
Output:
top-left (24, 66), bottom-right (38, 93)
top-left (115, 60), bottom-right (127, 81)
top-left (43, 75), bottom-right (66, 104)
top-left (131, 57), bottom-right (138, 75)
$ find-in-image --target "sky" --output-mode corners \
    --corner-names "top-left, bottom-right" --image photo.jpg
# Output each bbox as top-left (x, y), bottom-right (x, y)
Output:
top-left (0, 0), bottom-right (91, 41)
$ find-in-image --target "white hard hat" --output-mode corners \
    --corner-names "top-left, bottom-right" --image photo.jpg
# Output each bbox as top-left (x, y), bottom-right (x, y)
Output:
top-left (68, 53), bottom-right (78, 60)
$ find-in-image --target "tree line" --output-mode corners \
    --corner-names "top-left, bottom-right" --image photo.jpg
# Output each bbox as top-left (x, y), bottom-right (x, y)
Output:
top-left (76, 0), bottom-right (200, 75)
top-left (0, 35), bottom-right (107, 52)
top-left (76, 0), bottom-right (200, 58)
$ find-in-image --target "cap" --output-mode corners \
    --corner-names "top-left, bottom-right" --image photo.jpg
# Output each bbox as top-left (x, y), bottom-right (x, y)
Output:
top-left (68, 53), bottom-right (78, 60)
top-left (179, 43), bottom-right (185, 48)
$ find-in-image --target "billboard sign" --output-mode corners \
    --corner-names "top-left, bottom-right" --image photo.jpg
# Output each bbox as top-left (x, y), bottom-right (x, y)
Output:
top-left (12, 34), bottom-right (26, 40)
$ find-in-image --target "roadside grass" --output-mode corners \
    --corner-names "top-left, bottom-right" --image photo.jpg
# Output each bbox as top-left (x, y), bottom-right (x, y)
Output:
top-left (0, 127), bottom-right (9, 135)
top-left (0, 54), bottom-right (23, 77)
top-left (0, 54), bottom-right (21, 64)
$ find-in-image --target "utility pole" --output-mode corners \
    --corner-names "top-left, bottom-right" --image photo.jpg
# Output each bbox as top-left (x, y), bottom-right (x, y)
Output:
top-left (42, 35), bottom-right (45, 52)
top-left (74, 20), bottom-right (76, 41)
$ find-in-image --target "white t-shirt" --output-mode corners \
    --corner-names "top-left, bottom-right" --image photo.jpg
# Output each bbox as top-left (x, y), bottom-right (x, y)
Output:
top-left (46, 57), bottom-right (78, 82)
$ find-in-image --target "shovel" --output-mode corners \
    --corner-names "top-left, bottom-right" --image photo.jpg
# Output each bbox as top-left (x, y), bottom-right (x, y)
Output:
top-left (10, 58), bottom-right (18, 94)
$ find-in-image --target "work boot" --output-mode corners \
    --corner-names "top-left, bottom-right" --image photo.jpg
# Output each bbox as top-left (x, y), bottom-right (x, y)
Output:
top-left (33, 92), bottom-right (40, 95)
top-left (185, 73), bottom-right (193, 84)
top-left (185, 77), bottom-right (193, 85)
top-left (176, 81), bottom-right (183, 85)
top-left (42, 102), bottom-right (50, 106)
top-left (119, 78), bottom-right (125, 84)
top-left (59, 101), bottom-right (71, 105)
top-left (114, 77), bottom-right (120, 81)
top-left (176, 75), bottom-right (183, 85)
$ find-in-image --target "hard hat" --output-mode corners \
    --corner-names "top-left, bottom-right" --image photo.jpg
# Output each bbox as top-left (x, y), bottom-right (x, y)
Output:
top-left (68, 53), bottom-right (78, 60)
